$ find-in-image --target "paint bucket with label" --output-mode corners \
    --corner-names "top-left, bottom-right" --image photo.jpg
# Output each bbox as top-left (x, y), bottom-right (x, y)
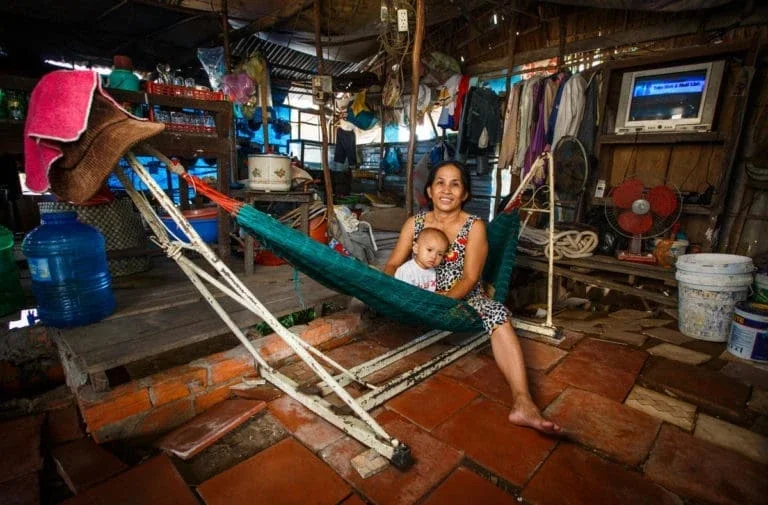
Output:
top-left (675, 254), bottom-right (754, 342)
top-left (727, 301), bottom-right (768, 362)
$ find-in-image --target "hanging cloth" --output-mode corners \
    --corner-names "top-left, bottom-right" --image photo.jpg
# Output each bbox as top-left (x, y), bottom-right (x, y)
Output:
top-left (498, 82), bottom-right (522, 171)
top-left (512, 75), bottom-right (543, 172)
top-left (551, 73), bottom-right (587, 150)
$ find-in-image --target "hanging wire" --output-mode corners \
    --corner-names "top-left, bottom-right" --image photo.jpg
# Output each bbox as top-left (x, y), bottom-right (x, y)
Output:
top-left (379, 0), bottom-right (416, 107)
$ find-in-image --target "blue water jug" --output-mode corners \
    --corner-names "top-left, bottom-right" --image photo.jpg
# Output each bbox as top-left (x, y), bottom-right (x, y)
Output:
top-left (0, 225), bottom-right (24, 317)
top-left (22, 211), bottom-right (116, 327)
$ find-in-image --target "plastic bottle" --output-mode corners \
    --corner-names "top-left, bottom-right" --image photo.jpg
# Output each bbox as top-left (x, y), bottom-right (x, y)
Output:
top-left (22, 211), bottom-right (116, 327)
top-left (0, 224), bottom-right (24, 317)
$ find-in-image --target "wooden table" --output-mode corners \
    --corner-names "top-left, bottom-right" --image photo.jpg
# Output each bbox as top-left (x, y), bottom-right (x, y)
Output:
top-left (517, 254), bottom-right (678, 307)
top-left (242, 190), bottom-right (313, 276)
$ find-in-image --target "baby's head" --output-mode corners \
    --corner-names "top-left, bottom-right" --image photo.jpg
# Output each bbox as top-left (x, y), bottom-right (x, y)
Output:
top-left (413, 227), bottom-right (450, 269)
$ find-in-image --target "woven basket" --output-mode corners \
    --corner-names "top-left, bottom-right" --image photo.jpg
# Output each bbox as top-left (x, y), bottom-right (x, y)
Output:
top-left (38, 198), bottom-right (151, 277)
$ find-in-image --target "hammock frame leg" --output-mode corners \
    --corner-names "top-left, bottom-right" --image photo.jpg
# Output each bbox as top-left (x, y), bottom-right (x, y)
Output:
top-left (117, 153), bottom-right (413, 470)
top-left (514, 153), bottom-right (559, 334)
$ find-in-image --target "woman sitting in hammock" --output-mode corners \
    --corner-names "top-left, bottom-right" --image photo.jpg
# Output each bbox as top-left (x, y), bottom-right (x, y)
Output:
top-left (384, 160), bottom-right (561, 435)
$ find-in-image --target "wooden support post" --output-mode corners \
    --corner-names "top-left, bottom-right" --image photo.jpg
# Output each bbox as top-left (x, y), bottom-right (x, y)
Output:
top-left (221, 0), bottom-right (232, 73)
top-left (405, 0), bottom-right (425, 217)
top-left (314, 0), bottom-right (334, 216)
top-left (260, 82), bottom-right (270, 152)
top-left (557, 7), bottom-right (567, 68)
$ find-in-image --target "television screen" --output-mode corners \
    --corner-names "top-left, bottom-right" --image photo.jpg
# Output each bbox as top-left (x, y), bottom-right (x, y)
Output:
top-left (614, 60), bottom-right (725, 134)
top-left (629, 69), bottom-right (708, 122)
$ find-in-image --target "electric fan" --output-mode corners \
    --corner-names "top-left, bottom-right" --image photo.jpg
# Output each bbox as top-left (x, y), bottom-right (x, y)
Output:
top-left (553, 136), bottom-right (589, 222)
top-left (605, 178), bottom-right (682, 264)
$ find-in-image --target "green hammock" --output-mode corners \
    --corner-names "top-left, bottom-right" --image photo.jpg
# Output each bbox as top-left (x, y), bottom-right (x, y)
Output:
top-left (237, 206), bottom-right (520, 333)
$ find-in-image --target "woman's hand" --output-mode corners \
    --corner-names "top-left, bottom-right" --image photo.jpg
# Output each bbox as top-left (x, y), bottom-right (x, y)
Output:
top-left (383, 216), bottom-right (415, 276)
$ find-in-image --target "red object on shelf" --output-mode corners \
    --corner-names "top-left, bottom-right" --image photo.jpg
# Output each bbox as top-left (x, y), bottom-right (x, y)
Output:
top-left (145, 81), bottom-right (225, 101)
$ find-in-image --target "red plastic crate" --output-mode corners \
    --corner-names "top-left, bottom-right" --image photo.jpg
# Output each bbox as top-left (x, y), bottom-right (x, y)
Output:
top-left (145, 81), bottom-right (225, 101)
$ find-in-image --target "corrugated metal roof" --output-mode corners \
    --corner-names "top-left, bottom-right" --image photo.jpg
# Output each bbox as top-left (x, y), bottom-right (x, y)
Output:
top-left (232, 35), bottom-right (366, 82)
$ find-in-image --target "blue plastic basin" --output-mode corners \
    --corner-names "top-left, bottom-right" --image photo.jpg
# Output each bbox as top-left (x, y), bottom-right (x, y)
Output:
top-left (161, 208), bottom-right (218, 243)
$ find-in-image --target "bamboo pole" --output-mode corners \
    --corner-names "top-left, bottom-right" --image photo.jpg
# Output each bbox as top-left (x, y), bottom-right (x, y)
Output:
top-left (260, 81), bottom-right (270, 152)
top-left (314, 0), bottom-right (334, 217)
top-left (405, 0), bottom-right (425, 217)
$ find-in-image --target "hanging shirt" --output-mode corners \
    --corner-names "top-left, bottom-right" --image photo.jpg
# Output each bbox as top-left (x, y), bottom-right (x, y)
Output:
top-left (452, 75), bottom-right (470, 131)
top-left (542, 76), bottom-right (561, 136)
top-left (498, 83), bottom-right (522, 170)
top-left (551, 73), bottom-right (587, 150)
top-left (512, 75), bottom-right (543, 172)
top-left (577, 71), bottom-right (600, 156)
top-left (546, 74), bottom-right (571, 146)
top-left (523, 80), bottom-right (547, 179)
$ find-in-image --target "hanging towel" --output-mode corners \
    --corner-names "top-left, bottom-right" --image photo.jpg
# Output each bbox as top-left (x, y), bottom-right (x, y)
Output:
top-left (24, 70), bottom-right (100, 192)
top-left (24, 70), bottom-right (153, 194)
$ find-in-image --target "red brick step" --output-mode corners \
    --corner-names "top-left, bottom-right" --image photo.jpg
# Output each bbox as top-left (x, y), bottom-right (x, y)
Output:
top-left (157, 399), bottom-right (267, 460)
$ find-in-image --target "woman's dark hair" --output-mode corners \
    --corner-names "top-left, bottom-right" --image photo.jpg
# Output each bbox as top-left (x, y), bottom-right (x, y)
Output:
top-left (423, 160), bottom-right (472, 209)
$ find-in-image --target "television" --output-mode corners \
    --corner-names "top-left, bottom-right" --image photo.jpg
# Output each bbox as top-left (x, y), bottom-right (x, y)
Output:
top-left (614, 60), bottom-right (725, 134)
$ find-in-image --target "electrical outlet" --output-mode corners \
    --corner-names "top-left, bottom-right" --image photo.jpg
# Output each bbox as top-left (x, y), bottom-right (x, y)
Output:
top-left (397, 9), bottom-right (408, 32)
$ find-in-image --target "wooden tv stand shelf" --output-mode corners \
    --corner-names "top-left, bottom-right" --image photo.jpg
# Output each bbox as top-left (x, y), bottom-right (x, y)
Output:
top-left (598, 132), bottom-right (726, 145)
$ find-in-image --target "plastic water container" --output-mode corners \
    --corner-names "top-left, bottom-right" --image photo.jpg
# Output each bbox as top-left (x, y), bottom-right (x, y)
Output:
top-left (0, 225), bottom-right (24, 317)
top-left (22, 212), bottom-right (116, 327)
top-left (675, 254), bottom-right (754, 342)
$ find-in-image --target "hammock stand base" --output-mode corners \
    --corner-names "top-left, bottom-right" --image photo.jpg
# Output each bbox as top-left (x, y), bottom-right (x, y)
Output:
top-left (117, 147), bottom-right (557, 470)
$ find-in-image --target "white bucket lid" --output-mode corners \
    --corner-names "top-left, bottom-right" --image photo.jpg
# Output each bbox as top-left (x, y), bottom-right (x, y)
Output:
top-left (676, 254), bottom-right (754, 275)
top-left (676, 269), bottom-right (754, 290)
top-left (247, 154), bottom-right (290, 160)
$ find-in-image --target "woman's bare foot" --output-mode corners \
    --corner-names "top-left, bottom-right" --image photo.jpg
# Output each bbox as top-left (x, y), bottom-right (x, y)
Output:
top-left (508, 396), bottom-right (562, 435)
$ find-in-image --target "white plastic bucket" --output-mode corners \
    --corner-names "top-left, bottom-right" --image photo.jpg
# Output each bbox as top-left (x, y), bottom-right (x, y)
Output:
top-left (247, 154), bottom-right (291, 191)
top-left (675, 254), bottom-right (755, 342)
top-left (756, 273), bottom-right (768, 303)
top-left (727, 301), bottom-right (768, 362)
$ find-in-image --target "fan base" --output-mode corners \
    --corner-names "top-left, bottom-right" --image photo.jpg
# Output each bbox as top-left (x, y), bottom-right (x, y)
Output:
top-left (617, 250), bottom-right (658, 265)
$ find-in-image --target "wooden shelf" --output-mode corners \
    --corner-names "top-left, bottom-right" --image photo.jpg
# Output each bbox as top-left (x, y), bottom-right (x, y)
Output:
top-left (592, 197), bottom-right (713, 215)
top-left (0, 74), bottom-right (235, 257)
top-left (598, 132), bottom-right (725, 145)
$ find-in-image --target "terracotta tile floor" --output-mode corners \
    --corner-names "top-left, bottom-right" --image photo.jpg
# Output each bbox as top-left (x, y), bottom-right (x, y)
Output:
top-left (10, 319), bottom-right (768, 505)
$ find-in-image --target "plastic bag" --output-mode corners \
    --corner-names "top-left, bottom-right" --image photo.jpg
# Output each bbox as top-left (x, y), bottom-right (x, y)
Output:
top-left (221, 73), bottom-right (255, 104)
top-left (197, 47), bottom-right (226, 90)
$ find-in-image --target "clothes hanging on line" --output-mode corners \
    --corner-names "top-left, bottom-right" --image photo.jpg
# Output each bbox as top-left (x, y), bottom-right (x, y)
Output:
top-left (551, 73), bottom-right (587, 150)
top-left (512, 75), bottom-right (543, 171)
top-left (498, 82), bottom-right (522, 171)
top-left (457, 86), bottom-right (502, 155)
top-left (577, 71), bottom-right (600, 156)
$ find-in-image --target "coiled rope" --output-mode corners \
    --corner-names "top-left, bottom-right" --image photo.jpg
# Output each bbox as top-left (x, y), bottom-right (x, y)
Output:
top-left (518, 227), bottom-right (598, 260)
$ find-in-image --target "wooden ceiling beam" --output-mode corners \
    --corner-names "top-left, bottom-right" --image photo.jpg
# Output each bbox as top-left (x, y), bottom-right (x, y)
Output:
top-left (466, 4), bottom-right (768, 74)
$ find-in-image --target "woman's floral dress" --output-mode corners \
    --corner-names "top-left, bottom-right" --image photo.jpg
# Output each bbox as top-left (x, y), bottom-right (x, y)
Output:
top-left (414, 211), bottom-right (511, 334)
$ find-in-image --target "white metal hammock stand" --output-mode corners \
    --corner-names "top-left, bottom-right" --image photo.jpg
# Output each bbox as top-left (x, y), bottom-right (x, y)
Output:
top-left (116, 145), bottom-right (560, 470)
top-left (509, 152), bottom-right (559, 330)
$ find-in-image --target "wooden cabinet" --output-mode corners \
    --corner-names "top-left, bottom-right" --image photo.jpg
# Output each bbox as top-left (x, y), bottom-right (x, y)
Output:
top-left (592, 40), bottom-right (759, 250)
top-left (0, 76), bottom-right (235, 257)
